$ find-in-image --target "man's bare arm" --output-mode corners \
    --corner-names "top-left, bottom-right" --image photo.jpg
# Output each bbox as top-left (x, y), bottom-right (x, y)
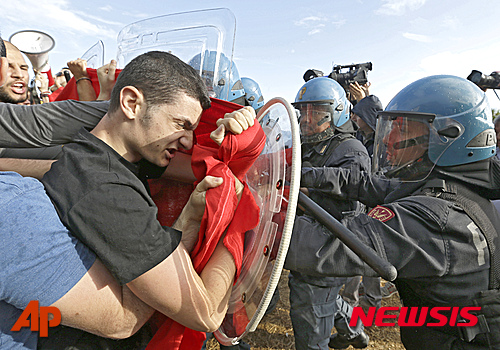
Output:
top-left (127, 239), bottom-right (235, 332)
top-left (52, 259), bottom-right (154, 339)
top-left (0, 158), bottom-right (55, 179)
top-left (132, 171), bottom-right (244, 330)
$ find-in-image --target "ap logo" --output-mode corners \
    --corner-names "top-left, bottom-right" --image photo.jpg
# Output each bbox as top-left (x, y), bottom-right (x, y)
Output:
top-left (11, 300), bottom-right (61, 337)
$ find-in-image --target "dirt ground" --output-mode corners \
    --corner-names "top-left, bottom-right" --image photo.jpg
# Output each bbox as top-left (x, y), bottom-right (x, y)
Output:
top-left (207, 270), bottom-right (405, 350)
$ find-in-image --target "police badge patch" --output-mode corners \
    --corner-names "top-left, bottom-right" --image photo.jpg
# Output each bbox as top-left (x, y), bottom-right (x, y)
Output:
top-left (298, 87), bottom-right (307, 100)
top-left (368, 205), bottom-right (395, 222)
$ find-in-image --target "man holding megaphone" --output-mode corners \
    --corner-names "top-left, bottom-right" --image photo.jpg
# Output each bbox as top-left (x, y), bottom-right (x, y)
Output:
top-left (9, 30), bottom-right (55, 89)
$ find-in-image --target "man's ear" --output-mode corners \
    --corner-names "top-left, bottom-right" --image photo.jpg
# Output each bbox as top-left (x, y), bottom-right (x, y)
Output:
top-left (0, 57), bottom-right (8, 87)
top-left (119, 86), bottom-right (146, 120)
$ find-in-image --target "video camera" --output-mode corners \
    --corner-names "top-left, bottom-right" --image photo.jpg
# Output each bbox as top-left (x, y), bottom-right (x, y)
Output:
top-left (303, 69), bottom-right (325, 82)
top-left (467, 70), bottom-right (500, 90)
top-left (328, 62), bottom-right (372, 92)
top-left (303, 62), bottom-right (373, 93)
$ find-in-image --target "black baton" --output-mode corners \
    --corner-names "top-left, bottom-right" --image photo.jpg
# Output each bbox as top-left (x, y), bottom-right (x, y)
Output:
top-left (298, 191), bottom-right (398, 281)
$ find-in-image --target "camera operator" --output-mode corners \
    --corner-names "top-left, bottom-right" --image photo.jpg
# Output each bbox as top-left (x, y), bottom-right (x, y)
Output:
top-left (303, 62), bottom-right (372, 105)
top-left (348, 81), bottom-right (371, 104)
top-left (328, 62), bottom-right (372, 106)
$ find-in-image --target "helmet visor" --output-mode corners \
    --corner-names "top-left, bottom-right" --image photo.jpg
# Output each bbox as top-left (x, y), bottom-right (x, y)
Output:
top-left (373, 112), bottom-right (435, 181)
top-left (201, 70), bottom-right (217, 97)
top-left (296, 103), bottom-right (334, 143)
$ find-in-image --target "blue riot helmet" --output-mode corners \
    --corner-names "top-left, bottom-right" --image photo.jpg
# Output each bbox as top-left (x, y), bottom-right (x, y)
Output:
top-left (224, 62), bottom-right (246, 105)
top-left (292, 77), bottom-right (350, 144)
top-left (188, 50), bottom-right (245, 104)
top-left (241, 77), bottom-right (265, 113)
top-left (373, 75), bottom-right (496, 181)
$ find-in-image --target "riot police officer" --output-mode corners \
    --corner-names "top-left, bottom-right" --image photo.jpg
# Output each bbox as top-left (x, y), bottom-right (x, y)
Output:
top-left (288, 77), bottom-right (371, 350)
top-left (285, 75), bottom-right (500, 349)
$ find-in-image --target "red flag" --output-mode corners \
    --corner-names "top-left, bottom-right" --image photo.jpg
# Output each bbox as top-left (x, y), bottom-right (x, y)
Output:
top-left (52, 68), bottom-right (121, 102)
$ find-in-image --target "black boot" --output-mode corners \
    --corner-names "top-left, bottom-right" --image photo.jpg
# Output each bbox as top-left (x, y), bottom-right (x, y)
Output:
top-left (328, 331), bottom-right (369, 349)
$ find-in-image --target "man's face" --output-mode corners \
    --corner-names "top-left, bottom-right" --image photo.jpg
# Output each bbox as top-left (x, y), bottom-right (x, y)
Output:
top-left (134, 93), bottom-right (203, 167)
top-left (54, 69), bottom-right (71, 89)
top-left (0, 44), bottom-right (29, 104)
top-left (384, 118), bottom-right (428, 166)
top-left (298, 104), bottom-right (332, 137)
top-left (54, 74), bottom-right (67, 88)
top-left (351, 112), bottom-right (372, 136)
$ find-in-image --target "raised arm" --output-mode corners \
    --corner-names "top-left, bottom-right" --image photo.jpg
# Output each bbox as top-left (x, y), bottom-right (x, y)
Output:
top-left (96, 59), bottom-right (117, 101)
top-left (67, 58), bottom-right (97, 102)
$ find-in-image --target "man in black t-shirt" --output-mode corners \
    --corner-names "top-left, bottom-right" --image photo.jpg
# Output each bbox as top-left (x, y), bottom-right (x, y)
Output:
top-left (0, 35), bottom-right (161, 350)
top-left (43, 50), bottom-right (255, 333)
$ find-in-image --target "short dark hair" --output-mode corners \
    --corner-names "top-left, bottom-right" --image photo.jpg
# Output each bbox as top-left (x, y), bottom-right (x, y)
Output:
top-left (0, 37), bottom-right (6, 58)
top-left (109, 51), bottom-right (211, 113)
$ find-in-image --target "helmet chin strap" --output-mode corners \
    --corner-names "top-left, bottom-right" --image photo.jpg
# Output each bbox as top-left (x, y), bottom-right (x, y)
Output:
top-left (384, 154), bottom-right (431, 180)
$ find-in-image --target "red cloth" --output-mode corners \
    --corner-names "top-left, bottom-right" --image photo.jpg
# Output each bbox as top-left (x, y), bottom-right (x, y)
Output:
top-left (43, 68), bottom-right (54, 88)
top-left (149, 154), bottom-right (194, 228)
top-left (52, 68), bottom-right (121, 102)
top-left (48, 86), bottom-right (64, 102)
top-left (146, 98), bottom-right (266, 350)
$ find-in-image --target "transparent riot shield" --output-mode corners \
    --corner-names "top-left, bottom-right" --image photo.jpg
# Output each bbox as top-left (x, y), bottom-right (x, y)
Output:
top-left (81, 40), bottom-right (104, 69)
top-left (116, 8), bottom-right (236, 100)
top-left (214, 97), bottom-right (301, 346)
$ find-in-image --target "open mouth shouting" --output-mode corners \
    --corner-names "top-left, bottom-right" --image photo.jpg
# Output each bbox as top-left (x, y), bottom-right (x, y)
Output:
top-left (11, 81), bottom-right (27, 95)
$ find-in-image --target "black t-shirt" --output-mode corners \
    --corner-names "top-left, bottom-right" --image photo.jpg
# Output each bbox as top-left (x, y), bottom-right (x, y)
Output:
top-left (42, 128), bottom-right (181, 285)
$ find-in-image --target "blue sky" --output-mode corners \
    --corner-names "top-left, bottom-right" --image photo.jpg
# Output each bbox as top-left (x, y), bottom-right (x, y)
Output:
top-left (1, 0), bottom-right (499, 110)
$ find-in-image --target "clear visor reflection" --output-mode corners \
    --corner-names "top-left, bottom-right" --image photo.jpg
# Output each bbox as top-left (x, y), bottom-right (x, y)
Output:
top-left (298, 107), bottom-right (331, 136)
top-left (382, 118), bottom-right (429, 167)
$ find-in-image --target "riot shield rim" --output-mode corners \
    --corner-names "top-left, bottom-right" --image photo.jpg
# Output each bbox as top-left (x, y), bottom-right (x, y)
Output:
top-left (214, 97), bottom-right (301, 345)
